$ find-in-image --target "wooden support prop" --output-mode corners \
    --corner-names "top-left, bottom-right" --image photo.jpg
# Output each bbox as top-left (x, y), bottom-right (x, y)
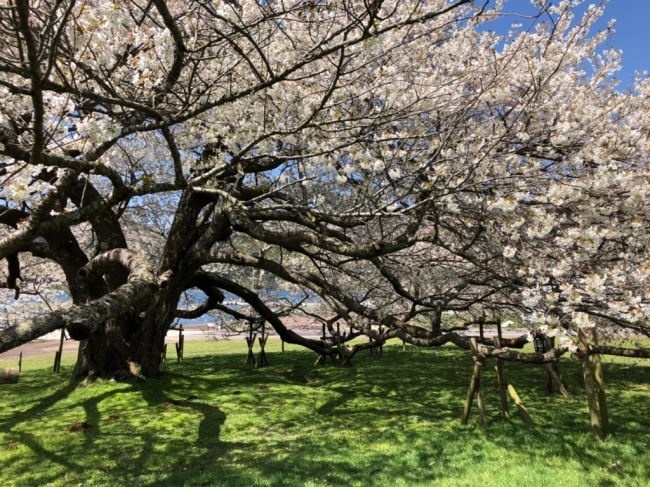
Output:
top-left (281, 340), bottom-right (285, 353)
top-left (461, 358), bottom-right (481, 425)
top-left (53, 351), bottom-right (61, 373)
top-left (492, 326), bottom-right (534, 426)
top-left (52, 328), bottom-right (65, 373)
top-left (18, 351), bottom-right (22, 373)
top-left (504, 376), bottom-right (535, 426)
top-left (245, 337), bottom-right (256, 365)
top-left (378, 326), bottom-right (383, 357)
top-left (162, 343), bottom-right (167, 364)
top-left (555, 362), bottom-right (570, 391)
top-left (578, 328), bottom-right (602, 440)
top-left (245, 330), bottom-right (257, 366)
top-left (476, 375), bottom-right (488, 429)
top-left (545, 363), bottom-right (570, 398)
top-left (338, 344), bottom-right (352, 367)
top-left (178, 325), bottom-right (184, 364)
top-left (493, 336), bottom-right (510, 420)
top-left (368, 335), bottom-right (373, 357)
top-left (471, 338), bottom-right (488, 428)
top-left (76, 341), bottom-right (83, 368)
top-left (402, 339), bottom-right (406, 352)
top-left (544, 337), bottom-right (555, 394)
top-left (175, 342), bottom-right (181, 362)
top-left (255, 335), bottom-right (269, 367)
top-left (541, 335), bottom-right (570, 397)
top-left (256, 323), bottom-right (269, 368)
top-left (478, 316), bottom-right (485, 340)
top-left (589, 328), bottom-right (610, 434)
top-left (461, 338), bottom-right (488, 428)
top-left (0, 368), bottom-right (19, 384)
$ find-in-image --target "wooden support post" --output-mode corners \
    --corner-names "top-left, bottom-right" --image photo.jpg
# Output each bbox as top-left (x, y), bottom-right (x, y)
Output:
top-left (461, 338), bottom-right (488, 428)
top-left (368, 334), bottom-right (373, 357)
top-left (76, 341), bottom-right (83, 367)
top-left (178, 325), bottom-right (184, 364)
top-left (545, 363), bottom-right (570, 398)
top-left (461, 360), bottom-right (480, 425)
top-left (493, 336), bottom-right (510, 420)
top-left (245, 321), bottom-right (257, 365)
top-left (0, 368), bottom-right (19, 384)
top-left (245, 322), bottom-right (251, 364)
top-left (53, 351), bottom-right (61, 373)
top-left (337, 343), bottom-right (351, 367)
top-left (496, 317), bottom-right (502, 342)
top-left (543, 337), bottom-right (555, 394)
top-left (162, 343), bottom-right (167, 364)
top-left (53, 328), bottom-right (65, 373)
top-left (18, 351), bottom-right (22, 373)
top-left (589, 328), bottom-right (610, 434)
top-left (256, 335), bottom-right (269, 367)
top-left (555, 362), bottom-right (570, 391)
top-left (478, 316), bottom-right (484, 340)
top-left (578, 328), bottom-right (602, 440)
top-left (245, 338), bottom-right (253, 364)
top-left (476, 377), bottom-right (488, 429)
top-left (245, 336), bottom-right (256, 365)
top-left (402, 339), bottom-right (406, 352)
top-left (471, 338), bottom-right (488, 428)
top-left (179, 334), bottom-right (184, 364)
top-left (540, 336), bottom-right (570, 397)
top-left (281, 340), bottom-right (285, 353)
top-left (504, 376), bottom-right (535, 425)
top-left (255, 323), bottom-right (269, 368)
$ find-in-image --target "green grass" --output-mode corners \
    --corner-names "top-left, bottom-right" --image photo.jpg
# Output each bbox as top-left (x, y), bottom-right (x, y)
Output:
top-left (1, 339), bottom-right (650, 486)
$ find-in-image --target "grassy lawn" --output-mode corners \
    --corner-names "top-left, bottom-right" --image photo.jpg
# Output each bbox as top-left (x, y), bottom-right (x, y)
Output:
top-left (1, 338), bottom-right (649, 486)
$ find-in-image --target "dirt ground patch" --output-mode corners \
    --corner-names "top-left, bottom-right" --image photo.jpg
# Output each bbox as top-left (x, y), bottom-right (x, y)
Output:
top-left (0, 332), bottom-right (210, 361)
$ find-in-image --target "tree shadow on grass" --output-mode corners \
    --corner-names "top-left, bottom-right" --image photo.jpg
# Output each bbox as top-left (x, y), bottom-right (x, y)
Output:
top-left (0, 369), bottom-right (244, 486)
top-left (2, 344), bottom-right (649, 486)
top-left (196, 345), bottom-right (650, 487)
top-left (0, 378), bottom-right (79, 431)
top-left (475, 357), bottom-right (650, 485)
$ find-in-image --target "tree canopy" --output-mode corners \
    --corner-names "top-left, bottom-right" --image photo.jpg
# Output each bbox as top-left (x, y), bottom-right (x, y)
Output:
top-left (1, 0), bottom-right (649, 379)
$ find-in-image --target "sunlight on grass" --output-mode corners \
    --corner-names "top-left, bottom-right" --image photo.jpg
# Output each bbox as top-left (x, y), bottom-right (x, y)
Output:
top-left (1, 338), bottom-right (649, 486)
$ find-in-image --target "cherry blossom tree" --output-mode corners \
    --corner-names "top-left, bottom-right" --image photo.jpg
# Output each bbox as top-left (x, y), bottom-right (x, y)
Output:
top-left (1, 0), bottom-right (649, 379)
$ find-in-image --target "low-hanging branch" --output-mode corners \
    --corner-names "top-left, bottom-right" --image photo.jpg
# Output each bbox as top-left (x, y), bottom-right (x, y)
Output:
top-left (0, 249), bottom-right (165, 353)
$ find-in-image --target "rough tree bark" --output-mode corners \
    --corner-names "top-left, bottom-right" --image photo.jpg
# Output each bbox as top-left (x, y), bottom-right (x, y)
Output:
top-left (67, 176), bottom-right (132, 379)
top-left (0, 249), bottom-right (161, 354)
top-left (128, 191), bottom-right (223, 377)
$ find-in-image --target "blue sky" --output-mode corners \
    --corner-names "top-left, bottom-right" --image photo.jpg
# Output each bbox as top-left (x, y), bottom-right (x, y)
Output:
top-left (488, 0), bottom-right (650, 87)
top-left (594, 0), bottom-right (650, 83)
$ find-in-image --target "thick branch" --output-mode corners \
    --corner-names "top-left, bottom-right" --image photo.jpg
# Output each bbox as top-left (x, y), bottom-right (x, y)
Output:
top-left (0, 250), bottom-right (159, 352)
top-left (204, 272), bottom-right (328, 354)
